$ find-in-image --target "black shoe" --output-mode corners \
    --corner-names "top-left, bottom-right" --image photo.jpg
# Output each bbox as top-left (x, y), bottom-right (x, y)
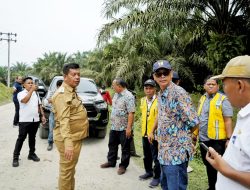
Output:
top-left (149, 178), bottom-right (160, 188)
top-left (28, 153), bottom-right (40, 162)
top-left (12, 158), bottom-right (19, 167)
top-left (47, 143), bottom-right (53, 151)
top-left (139, 172), bottom-right (153, 180)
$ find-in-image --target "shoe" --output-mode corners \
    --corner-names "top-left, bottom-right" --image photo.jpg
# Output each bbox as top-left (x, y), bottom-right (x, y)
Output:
top-left (12, 158), bottom-right (19, 167)
top-left (139, 172), bottom-right (153, 180)
top-left (100, 162), bottom-right (115, 168)
top-left (149, 178), bottom-right (160, 188)
top-left (130, 153), bottom-right (141, 157)
top-left (47, 143), bottom-right (53, 151)
top-left (28, 153), bottom-right (40, 162)
top-left (117, 166), bottom-right (126, 175)
top-left (187, 166), bottom-right (193, 173)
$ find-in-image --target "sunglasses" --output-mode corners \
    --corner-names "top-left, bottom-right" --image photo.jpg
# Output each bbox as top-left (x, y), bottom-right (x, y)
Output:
top-left (154, 70), bottom-right (171, 78)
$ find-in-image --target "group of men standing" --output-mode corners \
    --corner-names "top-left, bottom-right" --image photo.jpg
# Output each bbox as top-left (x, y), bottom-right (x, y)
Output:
top-left (100, 57), bottom-right (250, 190)
top-left (10, 55), bottom-right (250, 190)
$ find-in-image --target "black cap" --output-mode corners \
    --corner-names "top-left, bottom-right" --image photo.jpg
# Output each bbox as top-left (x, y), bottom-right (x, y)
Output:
top-left (173, 71), bottom-right (179, 79)
top-left (144, 79), bottom-right (156, 87)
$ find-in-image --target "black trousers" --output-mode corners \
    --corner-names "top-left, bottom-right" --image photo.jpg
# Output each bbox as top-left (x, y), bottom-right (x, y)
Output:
top-left (13, 101), bottom-right (20, 125)
top-left (142, 137), bottom-right (161, 179)
top-left (200, 140), bottom-right (226, 190)
top-left (13, 122), bottom-right (39, 158)
top-left (107, 130), bottom-right (131, 169)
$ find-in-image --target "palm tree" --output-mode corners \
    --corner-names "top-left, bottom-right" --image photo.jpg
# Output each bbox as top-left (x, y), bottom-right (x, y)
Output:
top-left (71, 51), bottom-right (90, 68)
top-left (33, 52), bottom-right (71, 84)
top-left (0, 66), bottom-right (7, 84)
top-left (98, 0), bottom-right (250, 73)
top-left (11, 62), bottom-right (33, 83)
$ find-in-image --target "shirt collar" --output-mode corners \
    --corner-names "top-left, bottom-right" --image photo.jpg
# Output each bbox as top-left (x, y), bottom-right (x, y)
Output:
top-left (205, 92), bottom-right (216, 99)
top-left (120, 88), bottom-right (127, 96)
top-left (147, 94), bottom-right (156, 102)
top-left (238, 102), bottom-right (250, 118)
top-left (63, 82), bottom-right (75, 92)
top-left (160, 82), bottom-right (174, 97)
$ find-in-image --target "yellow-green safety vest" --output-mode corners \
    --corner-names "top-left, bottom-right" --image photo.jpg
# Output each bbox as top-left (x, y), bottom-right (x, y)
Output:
top-left (140, 97), bottom-right (158, 137)
top-left (194, 92), bottom-right (227, 140)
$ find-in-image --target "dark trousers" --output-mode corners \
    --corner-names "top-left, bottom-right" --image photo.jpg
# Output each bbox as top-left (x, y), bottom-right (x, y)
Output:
top-left (13, 122), bottom-right (39, 158)
top-left (200, 140), bottom-right (226, 190)
top-left (107, 130), bottom-right (131, 169)
top-left (142, 137), bottom-right (161, 179)
top-left (13, 101), bottom-right (20, 125)
top-left (130, 131), bottom-right (137, 155)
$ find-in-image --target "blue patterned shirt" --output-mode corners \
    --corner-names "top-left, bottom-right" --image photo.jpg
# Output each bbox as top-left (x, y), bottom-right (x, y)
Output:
top-left (157, 82), bottom-right (199, 165)
top-left (111, 89), bottom-right (135, 131)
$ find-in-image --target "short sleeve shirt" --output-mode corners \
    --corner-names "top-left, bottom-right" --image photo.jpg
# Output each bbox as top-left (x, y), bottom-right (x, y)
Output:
top-left (216, 103), bottom-right (250, 190)
top-left (199, 93), bottom-right (233, 141)
top-left (157, 82), bottom-right (199, 165)
top-left (18, 89), bottom-right (40, 122)
top-left (111, 89), bottom-right (135, 131)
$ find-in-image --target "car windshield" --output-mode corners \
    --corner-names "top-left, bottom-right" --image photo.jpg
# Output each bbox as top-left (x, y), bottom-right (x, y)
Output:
top-left (50, 77), bottom-right (98, 93)
top-left (76, 79), bottom-right (98, 94)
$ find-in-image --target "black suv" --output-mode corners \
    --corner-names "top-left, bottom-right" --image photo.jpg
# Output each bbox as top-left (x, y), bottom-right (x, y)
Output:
top-left (39, 76), bottom-right (109, 139)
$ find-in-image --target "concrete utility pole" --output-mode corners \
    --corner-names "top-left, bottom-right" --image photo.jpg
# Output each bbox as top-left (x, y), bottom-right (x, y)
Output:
top-left (0, 32), bottom-right (17, 87)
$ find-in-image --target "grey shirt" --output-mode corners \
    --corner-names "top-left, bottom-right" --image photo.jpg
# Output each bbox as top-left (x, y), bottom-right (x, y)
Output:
top-left (199, 92), bottom-right (233, 141)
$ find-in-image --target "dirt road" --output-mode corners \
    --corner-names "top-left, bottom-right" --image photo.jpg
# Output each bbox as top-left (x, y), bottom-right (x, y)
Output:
top-left (0, 103), bottom-right (152, 190)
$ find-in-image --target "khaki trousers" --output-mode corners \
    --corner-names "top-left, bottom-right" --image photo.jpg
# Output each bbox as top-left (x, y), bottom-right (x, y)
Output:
top-left (55, 140), bottom-right (82, 190)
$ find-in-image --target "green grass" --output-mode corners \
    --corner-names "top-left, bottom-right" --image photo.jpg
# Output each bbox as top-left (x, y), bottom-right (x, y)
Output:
top-left (0, 83), bottom-right (12, 105)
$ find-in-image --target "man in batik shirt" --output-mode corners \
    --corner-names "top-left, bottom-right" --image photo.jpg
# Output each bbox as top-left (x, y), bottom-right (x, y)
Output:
top-left (149, 60), bottom-right (199, 190)
top-left (100, 78), bottom-right (135, 175)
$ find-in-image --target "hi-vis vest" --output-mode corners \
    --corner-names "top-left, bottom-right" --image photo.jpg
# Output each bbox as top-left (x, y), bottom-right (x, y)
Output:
top-left (194, 92), bottom-right (227, 140)
top-left (140, 97), bottom-right (158, 137)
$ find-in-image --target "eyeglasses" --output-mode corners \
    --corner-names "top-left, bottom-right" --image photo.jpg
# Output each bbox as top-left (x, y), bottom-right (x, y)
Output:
top-left (154, 70), bottom-right (171, 78)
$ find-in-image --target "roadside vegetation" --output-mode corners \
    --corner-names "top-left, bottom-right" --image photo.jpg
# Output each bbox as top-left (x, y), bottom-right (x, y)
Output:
top-left (0, 1), bottom-right (247, 188)
top-left (0, 83), bottom-right (12, 105)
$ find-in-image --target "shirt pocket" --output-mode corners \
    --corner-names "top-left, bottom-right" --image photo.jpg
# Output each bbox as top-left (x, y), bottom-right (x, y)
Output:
top-left (229, 133), bottom-right (250, 169)
top-left (70, 99), bottom-right (83, 114)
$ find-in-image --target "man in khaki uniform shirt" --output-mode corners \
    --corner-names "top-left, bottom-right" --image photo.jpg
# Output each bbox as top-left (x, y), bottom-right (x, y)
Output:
top-left (52, 63), bottom-right (89, 190)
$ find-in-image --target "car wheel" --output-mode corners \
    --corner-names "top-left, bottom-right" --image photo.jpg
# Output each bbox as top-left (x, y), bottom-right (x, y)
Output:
top-left (39, 124), bottom-right (48, 139)
top-left (96, 128), bottom-right (107, 138)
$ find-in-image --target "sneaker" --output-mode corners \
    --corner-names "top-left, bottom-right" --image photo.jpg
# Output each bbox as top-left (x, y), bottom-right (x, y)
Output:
top-left (28, 153), bottom-right (40, 162)
top-left (12, 158), bottom-right (19, 167)
top-left (187, 166), bottom-right (193, 173)
top-left (47, 143), bottom-right (53, 151)
top-left (139, 172), bottom-right (153, 180)
top-left (117, 166), bottom-right (126, 175)
top-left (149, 178), bottom-right (160, 188)
top-left (100, 162), bottom-right (115, 168)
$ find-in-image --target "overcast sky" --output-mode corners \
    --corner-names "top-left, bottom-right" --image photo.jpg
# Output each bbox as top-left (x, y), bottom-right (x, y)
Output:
top-left (0, 0), bottom-right (107, 67)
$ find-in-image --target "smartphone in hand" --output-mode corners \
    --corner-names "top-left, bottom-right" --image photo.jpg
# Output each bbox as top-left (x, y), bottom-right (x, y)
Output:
top-left (34, 79), bottom-right (39, 86)
top-left (200, 142), bottom-right (209, 151)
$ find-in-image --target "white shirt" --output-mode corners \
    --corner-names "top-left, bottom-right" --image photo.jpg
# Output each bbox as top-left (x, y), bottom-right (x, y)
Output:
top-left (216, 103), bottom-right (250, 190)
top-left (146, 95), bottom-right (156, 110)
top-left (18, 89), bottom-right (41, 122)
